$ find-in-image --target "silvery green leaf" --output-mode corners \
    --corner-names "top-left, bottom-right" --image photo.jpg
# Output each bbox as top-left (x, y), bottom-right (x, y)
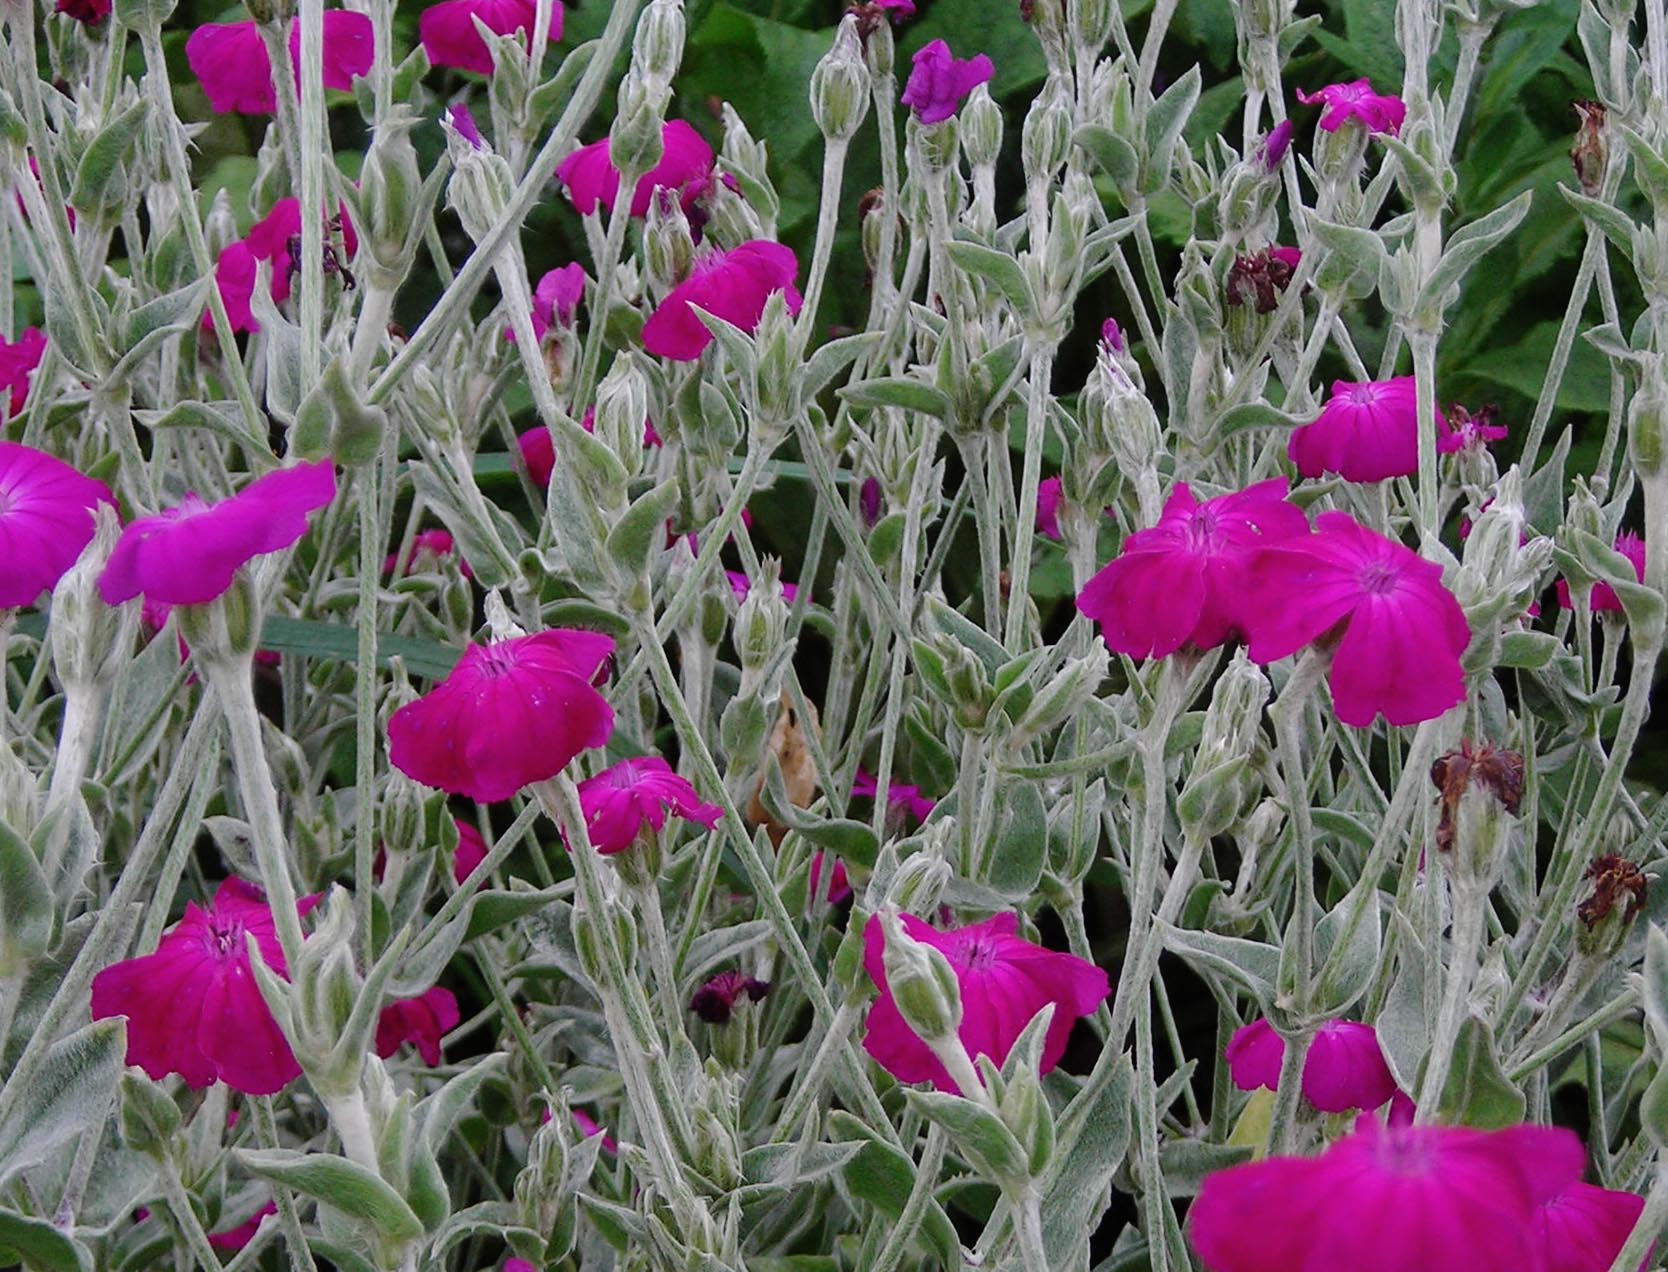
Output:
top-left (1521, 426), bottom-right (1571, 533)
top-left (1557, 185), bottom-right (1637, 263)
top-left (1309, 217), bottom-right (1389, 290)
top-left (0, 1020), bottom-right (125, 1188)
top-left (1643, 925), bottom-right (1668, 1048)
top-left (416, 1053), bottom-right (509, 1155)
top-left (109, 278), bottom-right (212, 384)
top-left (1312, 879), bottom-right (1382, 1015)
top-left (839, 377), bottom-right (953, 418)
top-left (1431, 1015), bottom-right (1525, 1129)
top-left (1215, 401), bottom-right (1303, 441)
top-left (1156, 920), bottom-right (1279, 1006)
top-left (1141, 65), bottom-right (1200, 194)
top-left (0, 816), bottom-right (53, 977)
top-left (606, 478), bottom-right (681, 578)
top-left (988, 782), bottom-right (1046, 901)
top-left (1157, 1139), bottom-right (1251, 1196)
top-left (69, 98), bottom-right (149, 215)
top-left (944, 240), bottom-right (1035, 316)
top-left (691, 305), bottom-right (759, 378)
top-left (1072, 125), bottom-right (1139, 187)
top-left (801, 331), bottom-right (882, 401)
top-left (133, 400), bottom-right (270, 459)
top-left (1499, 631), bottom-right (1562, 670)
top-left (0, 1207), bottom-right (92, 1272)
top-left (741, 1140), bottom-right (864, 1189)
top-left (682, 920), bottom-right (772, 985)
top-left (1418, 191), bottom-right (1533, 313)
top-left (906, 1089), bottom-right (1028, 1184)
top-left (826, 1111), bottom-right (961, 1269)
top-left (1374, 916), bottom-right (1429, 1090)
top-left (236, 1149), bottom-right (424, 1242)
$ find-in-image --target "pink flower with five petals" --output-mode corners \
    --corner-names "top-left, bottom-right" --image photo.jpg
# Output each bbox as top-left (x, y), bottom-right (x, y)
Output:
top-left (1288, 377), bottom-right (1446, 484)
top-left (419, 0), bottom-right (563, 77)
top-left (186, 14), bottom-right (373, 116)
top-left (1296, 79), bottom-right (1406, 136)
top-left (0, 441), bottom-right (117, 609)
top-left (575, 756), bottom-right (722, 855)
top-left (557, 120), bottom-right (715, 218)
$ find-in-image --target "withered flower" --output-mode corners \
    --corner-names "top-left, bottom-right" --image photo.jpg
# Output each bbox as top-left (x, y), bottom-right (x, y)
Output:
top-left (1571, 100), bottom-right (1607, 196)
top-left (1431, 738), bottom-right (1525, 855)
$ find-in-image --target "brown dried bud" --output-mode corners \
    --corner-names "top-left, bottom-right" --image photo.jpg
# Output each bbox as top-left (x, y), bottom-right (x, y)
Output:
top-left (1431, 738), bottom-right (1525, 855)
top-left (1571, 100), bottom-right (1607, 196)
top-left (746, 692), bottom-right (821, 847)
top-left (1577, 854), bottom-right (1648, 930)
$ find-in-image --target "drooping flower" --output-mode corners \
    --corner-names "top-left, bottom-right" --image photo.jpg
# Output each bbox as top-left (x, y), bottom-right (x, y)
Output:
top-left (1036, 476), bottom-right (1064, 541)
top-left (1288, 377), bottom-right (1446, 484)
top-left (727, 570), bottom-right (802, 604)
top-left (98, 461), bottom-right (338, 607)
top-left (375, 986), bottom-right (461, 1066)
top-left (1076, 479), bottom-right (1309, 660)
top-left (453, 817), bottom-right (489, 882)
top-left (387, 629), bottom-right (615, 803)
top-left (852, 768), bottom-right (936, 824)
top-left (863, 912), bottom-right (1109, 1094)
top-left (90, 879), bottom-right (317, 1096)
top-left (186, 14), bottom-right (374, 116)
top-left (1225, 1018), bottom-right (1398, 1114)
top-left (208, 1202), bottom-right (278, 1252)
top-left (1557, 531), bottom-right (1645, 614)
top-left (557, 120), bottom-right (716, 218)
top-left (1437, 403), bottom-right (1508, 455)
top-left (0, 328), bottom-right (47, 419)
top-left (0, 442), bottom-right (117, 610)
top-left (533, 263), bottom-right (586, 340)
top-left (809, 852), bottom-right (852, 905)
top-left (385, 529), bottom-right (471, 578)
top-left (642, 240), bottom-right (801, 361)
top-left (689, 970), bottom-right (770, 1024)
top-left (1241, 511), bottom-right (1471, 728)
top-left (1534, 1182), bottom-right (1648, 1272)
top-left (900, 39), bottom-right (995, 125)
top-left (575, 756), bottom-right (722, 855)
top-left (1296, 79), bottom-right (1407, 136)
top-left (1189, 1120), bottom-right (1586, 1272)
top-left (419, 0), bottom-right (563, 77)
top-left (1226, 247), bottom-right (1302, 314)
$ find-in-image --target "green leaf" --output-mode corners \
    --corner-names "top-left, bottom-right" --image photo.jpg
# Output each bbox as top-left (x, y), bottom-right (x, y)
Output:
top-left (1309, 217), bottom-right (1388, 289)
top-left (1142, 65), bottom-right (1201, 194)
top-left (1499, 630), bottom-right (1562, 670)
top-left (1042, 1051), bottom-right (1133, 1266)
top-left (1433, 1015), bottom-right (1525, 1129)
top-left (69, 99), bottom-right (149, 213)
top-left (1522, 426), bottom-right (1573, 532)
top-left (0, 818), bottom-right (52, 977)
top-left (1073, 125), bottom-right (1139, 187)
top-left (742, 1141), bottom-right (863, 1189)
top-left (905, 1090), bottom-right (1027, 1183)
top-left (134, 400), bottom-right (270, 459)
top-left (944, 240), bottom-right (1035, 315)
top-left (839, 377), bottom-right (953, 418)
top-left (1556, 184), bottom-right (1637, 261)
top-left (1458, 322), bottom-right (1611, 414)
top-left (1312, 880), bottom-right (1381, 1015)
top-left (802, 331), bottom-right (882, 401)
top-left (988, 782), bottom-right (1046, 900)
top-left (606, 479), bottom-right (681, 578)
top-left (827, 1111), bottom-right (960, 1269)
top-left (236, 1149), bottom-right (424, 1241)
top-left (1156, 921), bottom-right (1278, 1006)
top-left (1216, 400), bottom-right (1302, 441)
top-left (0, 1207), bottom-right (92, 1272)
top-left (257, 616), bottom-right (461, 680)
top-left (1419, 191), bottom-right (1534, 313)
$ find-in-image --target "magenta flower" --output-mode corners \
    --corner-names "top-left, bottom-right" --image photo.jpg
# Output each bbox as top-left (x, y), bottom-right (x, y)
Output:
top-left (208, 1203), bottom-right (278, 1252)
top-left (0, 328), bottom-right (47, 419)
top-left (375, 986), bottom-right (461, 1066)
top-left (519, 426), bottom-right (557, 489)
top-left (575, 756), bottom-right (722, 855)
top-left (0, 442), bottom-right (117, 610)
top-left (557, 120), bottom-right (716, 218)
top-left (642, 240), bottom-right (801, 361)
top-left (863, 912), bottom-right (1109, 1094)
top-left (1242, 511), bottom-right (1470, 728)
top-left (533, 263), bottom-right (586, 340)
top-left (56, 0), bottom-right (111, 23)
top-left (1258, 120), bottom-right (1294, 170)
top-left (868, 0), bottom-right (917, 18)
top-left (1225, 1017), bottom-right (1398, 1114)
top-left (689, 970), bottom-right (770, 1024)
top-left (211, 198), bottom-right (359, 335)
top-left (860, 477), bottom-right (884, 528)
top-left (1535, 1182), bottom-right (1648, 1272)
top-left (90, 879), bottom-right (317, 1096)
top-left (385, 529), bottom-right (470, 578)
top-left (900, 38), bottom-right (995, 125)
top-left (453, 817), bottom-right (488, 882)
top-left (185, 14), bottom-right (374, 116)
top-left (1076, 479), bottom-right (1309, 660)
top-left (809, 852), bottom-right (852, 905)
top-left (1296, 79), bottom-right (1407, 136)
top-left (570, 1109), bottom-right (618, 1154)
top-left (1288, 377), bottom-right (1446, 484)
top-left (98, 461), bottom-right (338, 607)
top-left (1189, 1120), bottom-right (1586, 1272)
top-left (419, 0), bottom-right (563, 77)
top-left (1437, 403), bottom-right (1508, 456)
top-left (1558, 531), bottom-right (1646, 614)
top-left (1036, 476), bottom-right (1064, 541)
top-left (387, 629), bottom-right (615, 803)
top-left (852, 768), bottom-right (936, 824)
top-left (1100, 318), bottom-right (1125, 353)
top-left (447, 102), bottom-right (486, 148)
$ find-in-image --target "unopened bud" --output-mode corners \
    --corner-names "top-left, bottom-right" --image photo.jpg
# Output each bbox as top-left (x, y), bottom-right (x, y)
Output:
top-left (610, 73), bottom-right (668, 183)
top-left (515, 1108), bottom-right (573, 1234)
top-left (1571, 100), bottom-right (1608, 196)
top-left (1022, 0), bottom-right (1070, 72)
top-left (593, 357), bottom-right (652, 480)
top-left (734, 563), bottom-right (790, 675)
top-left (445, 134), bottom-right (514, 243)
top-left (119, 1070), bottom-right (182, 1159)
top-left (1629, 362), bottom-right (1668, 485)
top-left (285, 888), bottom-right (360, 1095)
top-left (960, 85), bottom-right (1003, 169)
top-left (379, 769), bottom-right (427, 858)
top-left (878, 909), bottom-right (962, 1045)
top-left (1081, 347), bottom-right (1161, 475)
top-left (358, 110), bottom-right (422, 282)
top-left (51, 506), bottom-right (135, 693)
top-left (886, 848), bottom-right (950, 915)
top-left (632, 0), bottom-right (686, 85)
top-left (812, 18), bottom-right (871, 144)
top-left (1021, 77), bottom-right (1071, 186)
top-left (1178, 654), bottom-right (1267, 839)
top-left (999, 1070), bottom-right (1054, 1178)
top-left (642, 190), bottom-right (694, 292)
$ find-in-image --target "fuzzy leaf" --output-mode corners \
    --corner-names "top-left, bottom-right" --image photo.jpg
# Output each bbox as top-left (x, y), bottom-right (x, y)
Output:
top-left (236, 1149), bottom-right (424, 1241)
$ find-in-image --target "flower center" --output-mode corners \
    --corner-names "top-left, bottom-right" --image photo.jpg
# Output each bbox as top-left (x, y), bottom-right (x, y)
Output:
top-left (478, 646), bottom-right (520, 676)
top-left (1359, 561), bottom-right (1401, 595)
top-left (1371, 1129), bottom-right (1434, 1175)
top-left (1183, 508), bottom-right (1221, 551)
top-left (1347, 385), bottom-right (1379, 406)
top-left (208, 915), bottom-right (246, 957)
top-left (955, 935), bottom-right (1000, 971)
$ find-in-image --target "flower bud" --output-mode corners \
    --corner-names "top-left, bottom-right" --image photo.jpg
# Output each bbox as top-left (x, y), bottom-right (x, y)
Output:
top-left (907, 113), bottom-right (960, 175)
top-left (119, 1070), bottom-right (183, 1159)
top-left (1022, 0), bottom-right (1070, 73)
top-left (1629, 360), bottom-right (1668, 486)
top-left (1570, 99), bottom-right (1608, 195)
top-left (285, 888), bottom-right (361, 1096)
top-left (51, 506), bottom-right (136, 694)
top-left (999, 1070), bottom-right (1054, 1179)
top-left (379, 769), bottom-right (428, 859)
top-left (610, 72), bottom-right (668, 184)
top-left (734, 563), bottom-right (790, 676)
top-left (594, 356), bottom-right (652, 480)
top-left (812, 18), bottom-right (872, 144)
top-left (1080, 345), bottom-right (1162, 478)
top-left (859, 187), bottom-right (897, 277)
top-left (878, 909), bottom-right (962, 1045)
top-left (444, 132), bottom-right (514, 243)
top-left (515, 1105), bottom-right (573, 1235)
top-left (1041, 191), bottom-right (1086, 308)
top-left (1575, 854), bottom-right (1649, 959)
top-left (1021, 77), bottom-right (1071, 187)
top-left (642, 190), bottom-right (694, 293)
top-left (885, 847), bottom-right (950, 915)
top-left (960, 84), bottom-right (1003, 170)
top-left (358, 110), bottom-right (422, 283)
top-left (1178, 654), bottom-right (1268, 840)
top-left (632, 0), bottom-right (686, 86)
